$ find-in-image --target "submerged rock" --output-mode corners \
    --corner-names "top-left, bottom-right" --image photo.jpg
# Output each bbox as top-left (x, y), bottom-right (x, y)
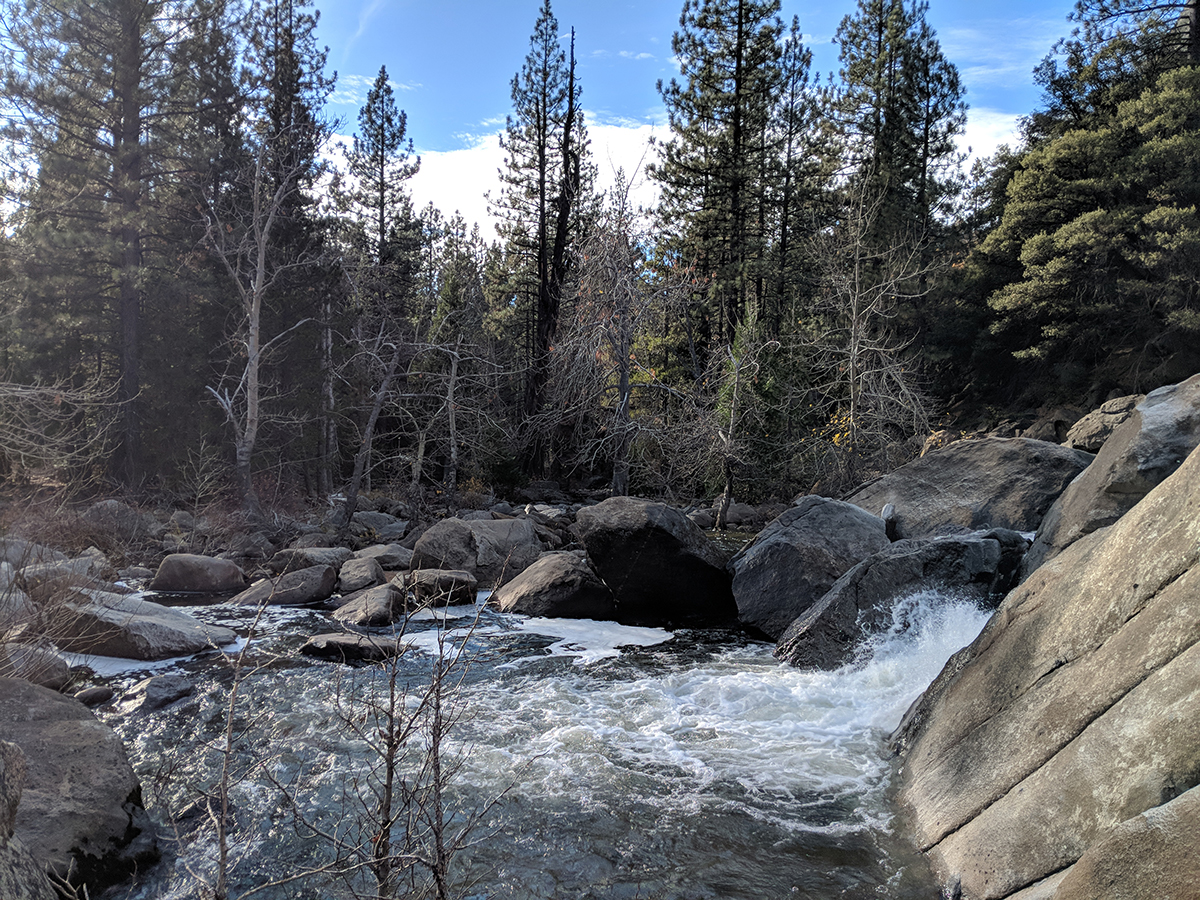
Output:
top-left (299, 633), bottom-right (405, 662)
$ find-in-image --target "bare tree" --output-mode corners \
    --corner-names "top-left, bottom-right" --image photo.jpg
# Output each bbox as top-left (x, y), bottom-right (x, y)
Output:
top-left (202, 122), bottom-right (320, 520)
top-left (0, 377), bottom-right (117, 488)
top-left (804, 185), bottom-right (937, 488)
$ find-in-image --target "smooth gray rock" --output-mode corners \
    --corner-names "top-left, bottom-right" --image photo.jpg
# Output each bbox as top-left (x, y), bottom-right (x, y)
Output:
top-left (892, 442), bottom-right (1200, 900)
top-left (0, 539), bottom-right (65, 569)
top-left (410, 517), bottom-right (543, 588)
top-left (0, 678), bottom-right (158, 892)
top-left (1022, 374), bottom-right (1200, 577)
top-left (299, 633), bottom-right (405, 662)
top-left (354, 543), bottom-right (413, 570)
top-left (336, 556), bottom-right (386, 594)
top-left (404, 569), bottom-right (478, 608)
top-left (268, 546), bottom-right (353, 575)
top-left (81, 499), bottom-right (162, 542)
top-left (332, 583), bottom-right (404, 627)
top-left (148, 553), bottom-right (248, 593)
top-left (846, 437), bottom-right (1093, 539)
top-left (729, 496), bottom-right (890, 640)
top-left (0, 644), bottom-right (72, 691)
top-left (233, 565), bottom-right (338, 607)
top-left (775, 534), bottom-right (1007, 670)
top-left (491, 551), bottom-right (615, 619)
top-left (575, 497), bottom-right (735, 628)
top-left (0, 581), bottom-right (36, 633)
top-left (46, 591), bottom-right (236, 660)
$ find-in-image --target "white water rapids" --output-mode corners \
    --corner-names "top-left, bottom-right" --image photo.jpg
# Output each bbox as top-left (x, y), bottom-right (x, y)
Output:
top-left (89, 589), bottom-right (991, 899)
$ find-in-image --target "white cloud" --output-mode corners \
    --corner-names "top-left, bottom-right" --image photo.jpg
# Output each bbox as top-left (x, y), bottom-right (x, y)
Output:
top-left (407, 119), bottom-right (663, 239)
top-left (618, 50), bottom-right (656, 60)
top-left (330, 72), bottom-right (419, 110)
top-left (960, 107), bottom-right (1024, 163)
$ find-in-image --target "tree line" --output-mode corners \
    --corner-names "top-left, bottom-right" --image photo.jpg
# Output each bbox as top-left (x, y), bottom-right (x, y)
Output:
top-left (1, 0), bottom-right (1197, 518)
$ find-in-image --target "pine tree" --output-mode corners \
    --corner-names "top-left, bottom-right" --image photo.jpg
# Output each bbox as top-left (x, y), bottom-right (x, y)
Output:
top-left (0, 0), bottom-right (230, 485)
top-left (492, 0), bottom-right (594, 476)
top-left (651, 0), bottom-right (784, 352)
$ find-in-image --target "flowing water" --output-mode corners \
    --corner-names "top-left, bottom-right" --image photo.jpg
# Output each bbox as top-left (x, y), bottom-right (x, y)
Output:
top-left (87, 590), bottom-right (991, 900)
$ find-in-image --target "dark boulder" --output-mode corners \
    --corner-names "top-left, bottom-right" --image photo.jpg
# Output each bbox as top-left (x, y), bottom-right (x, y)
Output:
top-left (404, 569), bottom-right (478, 608)
top-left (575, 497), bottom-right (735, 628)
top-left (232, 565), bottom-right (337, 607)
top-left (774, 534), bottom-right (1010, 670)
top-left (410, 517), bottom-right (543, 588)
top-left (728, 496), bottom-right (890, 641)
top-left (298, 633), bottom-right (405, 663)
top-left (148, 553), bottom-right (247, 593)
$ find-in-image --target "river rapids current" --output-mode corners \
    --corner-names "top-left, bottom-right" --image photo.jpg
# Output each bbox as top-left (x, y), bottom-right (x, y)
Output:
top-left (85, 589), bottom-right (991, 899)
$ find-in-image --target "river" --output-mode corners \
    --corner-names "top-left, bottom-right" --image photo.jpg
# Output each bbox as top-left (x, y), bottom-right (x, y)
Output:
top-left (87, 589), bottom-right (991, 899)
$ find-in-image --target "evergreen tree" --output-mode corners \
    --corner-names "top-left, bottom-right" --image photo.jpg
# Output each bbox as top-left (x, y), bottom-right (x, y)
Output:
top-left (651, 0), bottom-right (784, 352)
top-left (492, 0), bottom-right (594, 476)
top-left (0, 0), bottom-right (233, 485)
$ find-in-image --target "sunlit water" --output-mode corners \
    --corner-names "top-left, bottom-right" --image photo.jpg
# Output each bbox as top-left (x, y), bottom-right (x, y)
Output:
top-left (86, 590), bottom-right (992, 900)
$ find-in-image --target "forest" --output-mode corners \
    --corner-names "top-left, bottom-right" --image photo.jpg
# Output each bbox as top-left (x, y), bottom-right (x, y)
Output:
top-left (1, 0), bottom-right (1197, 519)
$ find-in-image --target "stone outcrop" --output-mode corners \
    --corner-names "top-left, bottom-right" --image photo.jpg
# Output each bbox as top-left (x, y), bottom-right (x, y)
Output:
top-left (45, 590), bottom-right (236, 660)
top-left (891, 442), bottom-right (1200, 900)
top-left (148, 553), bottom-right (248, 594)
top-left (728, 496), bottom-right (889, 640)
top-left (232, 565), bottom-right (338, 607)
top-left (490, 551), bottom-right (615, 619)
top-left (775, 533), bottom-right (1013, 670)
top-left (575, 497), bottom-right (735, 627)
top-left (354, 542), bottom-right (413, 571)
top-left (0, 678), bottom-right (157, 893)
top-left (846, 437), bottom-right (1092, 539)
top-left (1022, 373), bottom-right (1200, 577)
top-left (410, 517), bottom-right (543, 588)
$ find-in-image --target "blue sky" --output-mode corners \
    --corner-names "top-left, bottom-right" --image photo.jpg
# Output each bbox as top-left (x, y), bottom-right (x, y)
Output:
top-left (313, 0), bottom-right (1080, 234)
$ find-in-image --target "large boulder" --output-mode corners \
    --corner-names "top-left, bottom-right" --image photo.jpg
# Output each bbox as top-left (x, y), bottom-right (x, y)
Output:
top-left (575, 497), bottom-right (735, 627)
top-left (1021, 374), bottom-right (1200, 577)
top-left (0, 539), bottom-right (65, 569)
top-left (0, 741), bottom-right (57, 900)
top-left (846, 437), bottom-right (1093, 539)
top-left (45, 591), bottom-right (236, 660)
top-left (232, 565), bottom-right (337, 607)
top-left (0, 678), bottom-right (157, 893)
top-left (332, 583), bottom-right (405, 627)
top-left (148, 553), bottom-right (248, 593)
top-left (404, 569), bottom-right (478, 608)
top-left (774, 533), bottom-right (1011, 670)
top-left (410, 517), bottom-right (543, 588)
top-left (890, 441), bottom-right (1200, 900)
top-left (336, 556), bottom-right (386, 594)
top-left (490, 551), bottom-right (615, 620)
top-left (354, 543), bottom-right (413, 571)
top-left (80, 499), bottom-right (162, 543)
top-left (728, 496), bottom-right (889, 640)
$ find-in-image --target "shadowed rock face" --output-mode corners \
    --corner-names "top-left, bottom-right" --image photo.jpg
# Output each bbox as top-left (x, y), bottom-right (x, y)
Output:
top-left (575, 497), bottom-right (735, 628)
top-left (846, 437), bottom-right (1093, 540)
top-left (410, 517), bottom-right (543, 589)
top-left (891, 442), bottom-right (1200, 900)
top-left (490, 551), bottom-right (615, 620)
